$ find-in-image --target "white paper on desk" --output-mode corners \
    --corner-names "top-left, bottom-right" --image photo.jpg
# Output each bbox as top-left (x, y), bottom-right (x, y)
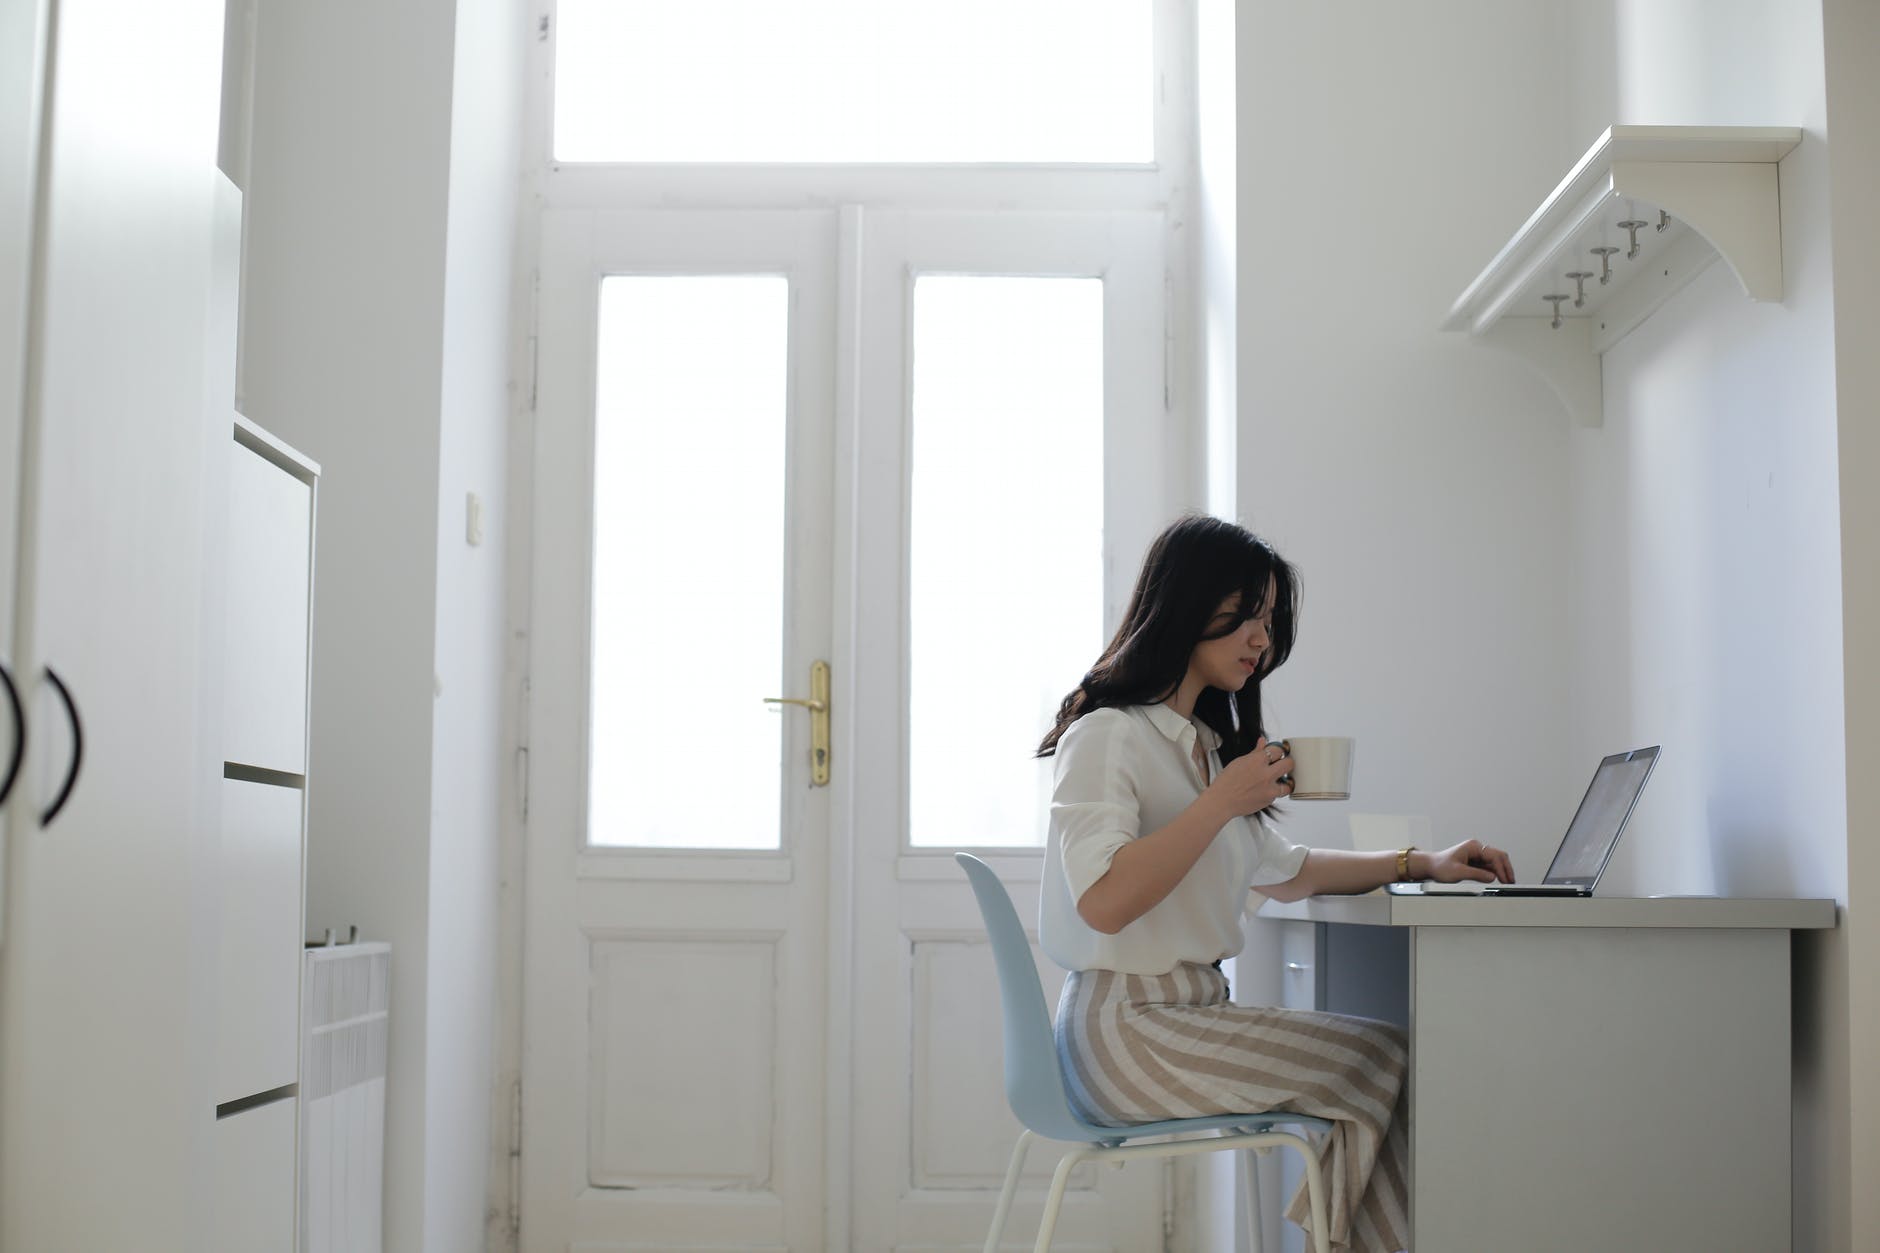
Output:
top-left (1348, 813), bottom-right (1433, 854)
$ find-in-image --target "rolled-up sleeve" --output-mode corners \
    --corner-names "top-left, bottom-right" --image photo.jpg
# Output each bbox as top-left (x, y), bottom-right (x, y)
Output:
top-left (1247, 813), bottom-right (1309, 886)
top-left (1050, 709), bottom-right (1142, 904)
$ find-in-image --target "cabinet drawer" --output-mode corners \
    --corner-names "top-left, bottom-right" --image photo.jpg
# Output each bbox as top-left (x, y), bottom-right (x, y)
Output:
top-left (225, 439), bottom-right (312, 773)
top-left (215, 1097), bottom-right (297, 1253)
top-left (218, 778), bottom-right (304, 1102)
top-left (1278, 919), bottom-right (1320, 1011)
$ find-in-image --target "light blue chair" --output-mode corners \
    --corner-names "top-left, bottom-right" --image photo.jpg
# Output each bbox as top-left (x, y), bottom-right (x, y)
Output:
top-left (956, 852), bottom-right (1333, 1253)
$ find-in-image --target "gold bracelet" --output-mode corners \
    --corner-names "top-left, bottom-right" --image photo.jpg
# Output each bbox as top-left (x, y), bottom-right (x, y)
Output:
top-left (1396, 846), bottom-right (1417, 882)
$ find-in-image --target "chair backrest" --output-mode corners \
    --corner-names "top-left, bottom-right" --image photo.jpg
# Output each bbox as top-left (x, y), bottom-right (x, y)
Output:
top-left (954, 852), bottom-right (1092, 1142)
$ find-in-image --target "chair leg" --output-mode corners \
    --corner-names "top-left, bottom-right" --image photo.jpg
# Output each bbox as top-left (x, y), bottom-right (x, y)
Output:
top-left (1238, 1146), bottom-right (1264, 1253)
top-left (983, 1129), bottom-right (1034, 1253)
top-left (1032, 1147), bottom-right (1090, 1253)
top-left (1293, 1139), bottom-right (1331, 1253)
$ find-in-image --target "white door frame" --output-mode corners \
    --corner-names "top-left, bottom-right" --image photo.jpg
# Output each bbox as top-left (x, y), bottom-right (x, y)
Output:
top-left (496, 8), bottom-right (1207, 1247)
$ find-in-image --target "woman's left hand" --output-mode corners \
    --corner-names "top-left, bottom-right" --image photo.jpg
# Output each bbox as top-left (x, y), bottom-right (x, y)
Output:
top-left (1424, 840), bottom-right (1516, 885)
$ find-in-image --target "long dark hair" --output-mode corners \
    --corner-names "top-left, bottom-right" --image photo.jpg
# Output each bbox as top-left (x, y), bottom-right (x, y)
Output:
top-left (1037, 515), bottom-right (1300, 766)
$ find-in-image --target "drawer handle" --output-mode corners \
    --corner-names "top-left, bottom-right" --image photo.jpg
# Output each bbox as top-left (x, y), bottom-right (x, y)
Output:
top-left (1284, 961), bottom-right (1310, 973)
top-left (0, 662), bottom-right (23, 808)
top-left (39, 667), bottom-right (82, 829)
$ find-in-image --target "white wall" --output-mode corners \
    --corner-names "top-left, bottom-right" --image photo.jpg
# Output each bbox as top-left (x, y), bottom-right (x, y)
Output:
top-left (1230, 17), bottom-right (1583, 1243)
top-left (1198, 0), bottom-right (1237, 528)
top-left (1192, 10), bottom-right (1243, 1247)
top-left (1236, 1), bottom-right (1578, 876)
top-left (243, 5), bottom-right (448, 1246)
top-left (1569, 0), bottom-right (1842, 900)
top-left (1561, 2), bottom-right (1851, 1246)
top-left (242, 0), bottom-right (522, 1247)
top-left (1235, 12), bottom-right (1861, 1247)
top-left (1573, 254), bottom-right (1842, 901)
top-left (429, 0), bottom-right (525, 1248)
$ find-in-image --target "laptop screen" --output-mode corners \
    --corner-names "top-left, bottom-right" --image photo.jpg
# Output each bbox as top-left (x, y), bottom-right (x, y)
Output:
top-left (1542, 746), bottom-right (1660, 888)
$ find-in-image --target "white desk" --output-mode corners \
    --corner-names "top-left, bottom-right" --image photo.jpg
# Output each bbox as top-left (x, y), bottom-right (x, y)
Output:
top-left (1254, 894), bottom-right (1834, 1252)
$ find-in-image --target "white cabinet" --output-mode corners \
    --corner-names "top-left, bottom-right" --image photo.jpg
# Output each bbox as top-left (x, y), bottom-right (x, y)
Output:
top-left (1, 3), bottom-right (316, 1249)
top-left (217, 776), bottom-right (306, 1104)
top-left (225, 436), bottom-right (313, 775)
top-left (0, 0), bottom-right (42, 684)
top-left (215, 1096), bottom-right (299, 1253)
top-left (0, 0), bottom-right (43, 967)
top-left (1, 0), bottom-right (314, 1244)
top-left (215, 415), bottom-right (319, 1244)
top-left (0, 0), bottom-right (232, 1248)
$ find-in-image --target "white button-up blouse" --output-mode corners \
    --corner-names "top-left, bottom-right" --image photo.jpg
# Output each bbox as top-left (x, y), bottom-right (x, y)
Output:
top-left (1039, 702), bottom-right (1309, 976)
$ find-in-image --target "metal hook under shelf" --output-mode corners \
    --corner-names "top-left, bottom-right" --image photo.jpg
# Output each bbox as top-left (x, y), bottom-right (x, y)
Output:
top-left (1590, 245), bottom-right (1620, 284)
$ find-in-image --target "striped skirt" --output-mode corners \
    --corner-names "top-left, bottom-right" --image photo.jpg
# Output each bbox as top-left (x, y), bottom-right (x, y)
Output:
top-left (1055, 964), bottom-right (1409, 1253)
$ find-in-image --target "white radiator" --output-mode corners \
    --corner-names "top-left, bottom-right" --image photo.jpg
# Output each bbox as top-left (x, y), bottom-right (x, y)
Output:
top-left (300, 943), bottom-right (390, 1253)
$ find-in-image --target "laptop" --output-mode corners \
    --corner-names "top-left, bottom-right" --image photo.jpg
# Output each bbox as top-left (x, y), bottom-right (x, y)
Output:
top-left (1386, 746), bottom-right (1660, 897)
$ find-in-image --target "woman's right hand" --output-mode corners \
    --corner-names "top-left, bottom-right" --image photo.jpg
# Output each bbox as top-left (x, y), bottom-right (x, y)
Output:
top-left (1207, 736), bottom-right (1294, 818)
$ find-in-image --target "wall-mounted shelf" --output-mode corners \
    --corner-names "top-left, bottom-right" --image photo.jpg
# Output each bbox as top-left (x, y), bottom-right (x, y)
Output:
top-left (1443, 125), bottom-right (1801, 426)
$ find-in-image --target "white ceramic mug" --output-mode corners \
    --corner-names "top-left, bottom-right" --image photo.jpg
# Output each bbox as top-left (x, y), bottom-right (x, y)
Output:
top-left (1275, 736), bottom-right (1355, 800)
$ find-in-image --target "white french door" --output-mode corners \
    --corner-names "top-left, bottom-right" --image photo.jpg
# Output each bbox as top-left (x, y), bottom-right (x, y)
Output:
top-left (843, 209), bottom-right (1175, 1253)
top-left (522, 208), bottom-right (838, 1253)
top-left (520, 206), bottom-right (1178, 1252)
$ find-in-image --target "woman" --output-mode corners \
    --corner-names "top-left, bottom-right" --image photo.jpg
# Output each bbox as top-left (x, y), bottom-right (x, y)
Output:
top-left (1036, 515), bottom-right (1513, 1253)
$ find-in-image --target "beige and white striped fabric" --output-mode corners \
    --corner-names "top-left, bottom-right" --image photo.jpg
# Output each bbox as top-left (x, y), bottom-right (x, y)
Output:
top-left (1056, 963), bottom-right (1409, 1253)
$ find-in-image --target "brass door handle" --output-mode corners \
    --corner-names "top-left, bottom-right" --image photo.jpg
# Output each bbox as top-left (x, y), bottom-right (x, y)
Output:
top-left (762, 660), bottom-right (830, 786)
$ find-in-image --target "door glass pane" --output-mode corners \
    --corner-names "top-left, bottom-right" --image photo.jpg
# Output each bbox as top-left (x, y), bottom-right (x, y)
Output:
top-left (554, 0), bottom-right (1154, 164)
top-left (907, 276), bottom-right (1103, 848)
top-left (588, 276), bottom-right (787, 849)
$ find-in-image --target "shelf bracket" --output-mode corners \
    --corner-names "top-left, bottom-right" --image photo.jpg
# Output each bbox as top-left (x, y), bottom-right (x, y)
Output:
top-left (1477, 317), bottom-right (1602, 428)
top-left (1610, 160), bottom-right (1784, 302)
top-left (1442, 127), bottom-right (1800, 427)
